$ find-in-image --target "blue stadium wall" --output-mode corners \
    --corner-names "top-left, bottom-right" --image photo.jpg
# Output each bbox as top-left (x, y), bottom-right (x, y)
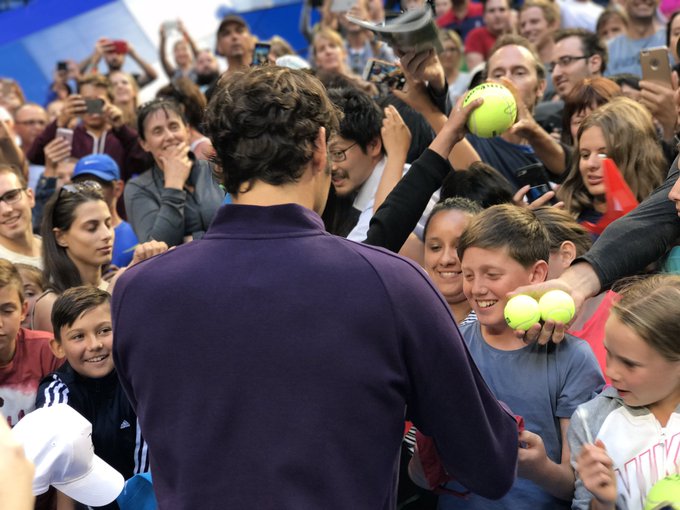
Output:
top-left (0, 0), bottom-right (308, 104)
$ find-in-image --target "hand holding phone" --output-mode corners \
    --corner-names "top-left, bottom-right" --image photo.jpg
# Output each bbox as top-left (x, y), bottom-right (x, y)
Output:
top-left (163, 21), bottom-right (179, 33)
top-left (106, 40), bottom-right (128, 55)
top-left (640, 46), bottom-right (672, 88)
top-left (252, 43), bottom-right (271, 66)
top-left (84, 98), bottom-right (105, 114)
top-left (514, 163), bottom-right (558, 205)
top-left (363, 59), bottom-right (406, 91)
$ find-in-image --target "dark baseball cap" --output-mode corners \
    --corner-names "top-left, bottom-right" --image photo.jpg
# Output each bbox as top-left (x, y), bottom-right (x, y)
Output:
top-left (72, 154), bottom-right (120, 182)
top-left (217, 14), bottom-right (249, 35)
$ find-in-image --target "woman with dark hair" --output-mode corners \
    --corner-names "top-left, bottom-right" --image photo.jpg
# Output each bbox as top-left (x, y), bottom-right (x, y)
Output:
top-left (31, 181), bottom-right (113, 332)
top-left (155, 77), bottom-right (214, 160)
top-left (124, 98), bottom-right (223, 247)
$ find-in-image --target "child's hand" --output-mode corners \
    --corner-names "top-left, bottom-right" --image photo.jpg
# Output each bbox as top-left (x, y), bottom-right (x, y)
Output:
top-left (576, 440), bottom-right (617, 505)
top-left (517, 430), bottom-right (549, 481)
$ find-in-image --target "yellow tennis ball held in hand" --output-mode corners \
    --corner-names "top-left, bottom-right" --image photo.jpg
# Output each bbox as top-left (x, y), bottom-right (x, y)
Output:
top-left (462, 82), bottom-right (517, 138)
top-left (504, 295), bottom-right (541, 330)
top-left (644, 474), bottom-right (680, 510)
top-left (538, 290), bottom-right (576, 323)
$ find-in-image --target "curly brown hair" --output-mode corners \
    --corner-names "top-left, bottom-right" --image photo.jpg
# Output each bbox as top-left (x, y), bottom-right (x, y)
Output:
top-left (204, 66), bottom-right (340, 195)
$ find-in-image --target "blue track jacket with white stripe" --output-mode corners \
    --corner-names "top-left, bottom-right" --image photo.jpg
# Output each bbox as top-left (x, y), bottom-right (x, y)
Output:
top-left (35, 362), bottom-right (149, 480)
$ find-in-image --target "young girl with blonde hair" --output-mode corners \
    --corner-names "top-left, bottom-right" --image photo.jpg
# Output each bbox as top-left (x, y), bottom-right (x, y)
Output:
top-left (568, 274), bottom-right (680, 509)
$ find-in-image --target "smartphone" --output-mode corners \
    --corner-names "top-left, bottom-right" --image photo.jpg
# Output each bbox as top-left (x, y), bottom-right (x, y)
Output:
top-left (363, 59), bottom-right (406, 90)
top-left (252, 43), bottom-right (271, 66)
top-left (56, 61), bottom-right (68, 72)
top-left (163, 21), bottom-right (179, 33)
top-left (640, 46), bottom-right (672, 88)
top-left (56, 128), bottom-right (74, 146)
top-left (515, 163), bottom-right (557, 204)
top-left (84, 98), bottom-right (105, 114)
top-left (331, 0), bottom-right (355, 12)
top-left (110, 40), bottom-right (128, 54)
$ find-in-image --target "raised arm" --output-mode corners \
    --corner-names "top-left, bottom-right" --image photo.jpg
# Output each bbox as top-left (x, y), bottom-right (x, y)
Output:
top-left (364, 97), bottom-right (482, 251)
top-left (158, 24), bottom-right (176, 79)
top-left (126, 41), bottom-right (158, 87)
top-left (395, 51), bottom-right (480, 169)
top-left (501, 77), bottom-right (566, 178)
top-left (373, 105), bottom-right (411, 213)
top-left (178, 20), bottom-right (199, 58)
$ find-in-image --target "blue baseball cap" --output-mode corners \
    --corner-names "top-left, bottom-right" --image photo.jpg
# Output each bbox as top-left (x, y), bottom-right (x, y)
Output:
top-left (73, 154), bottom-right (120, 182)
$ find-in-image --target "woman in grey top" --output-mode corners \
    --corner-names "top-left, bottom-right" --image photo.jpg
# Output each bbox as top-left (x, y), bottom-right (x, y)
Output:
top-left (124, 98), bottom-right (224, 247)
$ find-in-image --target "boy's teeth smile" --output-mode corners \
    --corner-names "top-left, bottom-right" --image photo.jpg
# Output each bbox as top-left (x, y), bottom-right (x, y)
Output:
top-left (477, 300), bottom-right (498, 309)
top-left (439, 271), bottom-right (460, 278)
top-left (86, 355), bottom-right (108, 363)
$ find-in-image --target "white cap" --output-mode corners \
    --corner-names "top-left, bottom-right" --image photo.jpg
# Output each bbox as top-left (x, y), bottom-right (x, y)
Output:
top-left (276, 55), bottom-right (311, 70)
top-left (11, 404), bottom-right (125, 507)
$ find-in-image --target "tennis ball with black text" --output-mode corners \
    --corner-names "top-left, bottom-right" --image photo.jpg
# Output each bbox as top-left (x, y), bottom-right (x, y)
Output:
top-left (538, 290), bottom-right (575, 323)
top-left (462, 82), bottom-right (517, 138)
top-left (504, 295), bottom-right (541, 330)
top-left (644, 474), bottom-right (680, 510)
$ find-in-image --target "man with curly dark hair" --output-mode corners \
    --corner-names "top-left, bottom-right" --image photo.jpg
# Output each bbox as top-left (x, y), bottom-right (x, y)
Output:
top-left (112, 66), bottom-right (519, 510)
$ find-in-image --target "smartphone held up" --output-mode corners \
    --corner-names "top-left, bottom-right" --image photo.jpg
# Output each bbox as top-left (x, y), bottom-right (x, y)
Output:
top-left (362, 59), bottom-right (406, 91)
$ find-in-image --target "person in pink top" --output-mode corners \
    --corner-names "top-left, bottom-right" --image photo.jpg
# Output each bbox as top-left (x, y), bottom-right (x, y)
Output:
top-left (0, 259), bottom-right (62, 426)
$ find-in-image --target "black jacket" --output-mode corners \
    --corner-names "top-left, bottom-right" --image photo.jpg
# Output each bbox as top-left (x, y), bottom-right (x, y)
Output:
top-left (36, 362), bottom-right (149, 481)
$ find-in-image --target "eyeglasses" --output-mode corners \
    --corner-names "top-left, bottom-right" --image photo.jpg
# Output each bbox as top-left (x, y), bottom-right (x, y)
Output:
top-left (328, 142), bottom-right (358, 163)
top-left (548, 55), bottom-right (590, 73)
top-left (15, 119), bottom-right (46, 127)
top-left (0, 188), bottom-right (25, 205)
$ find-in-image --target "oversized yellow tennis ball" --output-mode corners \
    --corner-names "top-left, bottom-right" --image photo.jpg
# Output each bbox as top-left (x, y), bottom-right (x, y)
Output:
top-left (504, 295), bottom-right (541, 330)
top-left (538, 290), bottom-right (576, 323)
top-left (644, 474), bottom-right (680, 510)
top-left (462, 82), bottom-right (517, 138)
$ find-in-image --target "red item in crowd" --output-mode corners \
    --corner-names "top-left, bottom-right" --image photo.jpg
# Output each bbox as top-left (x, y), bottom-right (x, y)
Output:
top-left (582, 157), bottom-right (639, 236)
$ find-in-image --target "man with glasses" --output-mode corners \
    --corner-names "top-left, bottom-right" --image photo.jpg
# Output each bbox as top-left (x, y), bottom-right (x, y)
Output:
top-left (0, 165), bottom-right (41, 269)
top-left (533, 28), bottom-right (606, 135)
top-left (550, 29), bottom-right (606, 100)
top-left (326, 86), bottom-right (409, 241)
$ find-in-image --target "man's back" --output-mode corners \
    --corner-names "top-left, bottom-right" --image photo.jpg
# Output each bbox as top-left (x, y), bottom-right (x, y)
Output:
top-left (113, 203), bottom-right (518, 510)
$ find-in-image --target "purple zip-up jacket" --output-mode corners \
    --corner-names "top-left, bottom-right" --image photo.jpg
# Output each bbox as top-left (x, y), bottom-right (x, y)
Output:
top-left (112, 203), bottom-right (518, 510)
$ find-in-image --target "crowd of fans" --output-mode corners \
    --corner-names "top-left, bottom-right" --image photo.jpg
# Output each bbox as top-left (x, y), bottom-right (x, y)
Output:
top-left (0, 0), bottom-right (679, 507)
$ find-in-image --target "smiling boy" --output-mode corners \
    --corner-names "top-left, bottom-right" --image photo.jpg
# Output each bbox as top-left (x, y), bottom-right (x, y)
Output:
top-left (0, 259), bottom-right (60, 426)
top-left (437, 204), bottom-right (604, 509)
top-left (36, 286), bottom-right (148, 482)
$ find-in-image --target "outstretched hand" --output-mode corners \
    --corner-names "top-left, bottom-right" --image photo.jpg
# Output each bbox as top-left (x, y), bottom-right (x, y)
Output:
top-left (508, 278), bottom-right (580, 344)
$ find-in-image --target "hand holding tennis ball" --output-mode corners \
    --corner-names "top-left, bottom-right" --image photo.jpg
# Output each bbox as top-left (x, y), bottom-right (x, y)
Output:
top-left (504, 295), bottom-right (541, 330)
top-left (538, 290), bottom-right (575, 324)
top-left (644, 474), bottom-right (680, 510)
top-left (462, 83), bottom-right (517, 138)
